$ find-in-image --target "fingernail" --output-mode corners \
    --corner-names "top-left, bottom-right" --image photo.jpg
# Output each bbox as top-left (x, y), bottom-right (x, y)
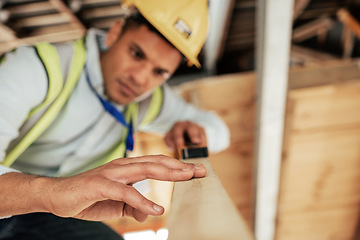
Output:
top-left (153, 204), bottom-right (162, 212)
top-left (182, 168), bottom-right (190, 171)
top-left (194, 164), bottom-right (205, 170)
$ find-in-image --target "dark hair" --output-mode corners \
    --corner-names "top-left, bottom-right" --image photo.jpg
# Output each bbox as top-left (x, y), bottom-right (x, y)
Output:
top-left (122, 12), bottom-right (186, 61)
top-left (123, 12), bottom-right (162, 37)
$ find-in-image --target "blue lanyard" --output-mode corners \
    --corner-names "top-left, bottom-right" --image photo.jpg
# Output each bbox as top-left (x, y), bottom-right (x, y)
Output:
top-left (85, 66), bottom-right (134, 151)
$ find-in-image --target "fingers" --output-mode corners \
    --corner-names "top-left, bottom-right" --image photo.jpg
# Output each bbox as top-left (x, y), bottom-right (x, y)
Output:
top-left (123, 204), bottom-right (149, 223)
top-left (90, 154), bottom-right (206, 185)
top-left (164, 121), bottom-right (207, 150)
top-left (101, 182), bottom-right (164, 217)
top-left (164, 123), bottom-right (185, 150)
top-left (112, 154), bottom-right (192, 169)
top-left (110, 160), bottom-right (205, 184)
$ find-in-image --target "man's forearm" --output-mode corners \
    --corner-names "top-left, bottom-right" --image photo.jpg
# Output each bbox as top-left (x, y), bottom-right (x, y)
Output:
top-left (0, 172), bottom-right (49, 217)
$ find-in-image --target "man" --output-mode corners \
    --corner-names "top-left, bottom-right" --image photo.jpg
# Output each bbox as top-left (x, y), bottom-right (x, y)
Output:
top-left (0, 0), bottom-right (229, 239)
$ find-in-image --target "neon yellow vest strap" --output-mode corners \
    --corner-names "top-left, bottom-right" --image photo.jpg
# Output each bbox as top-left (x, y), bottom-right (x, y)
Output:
top-left (0, 54), bottom-right (5, 65)
top-left (2, 39), bottom-right (86, 167)
top-left (139, 86), bottom-right (163, 128)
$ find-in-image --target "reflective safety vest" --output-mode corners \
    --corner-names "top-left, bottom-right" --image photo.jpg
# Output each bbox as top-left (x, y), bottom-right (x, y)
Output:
top-left (1, 38), bottom-right (163, 172)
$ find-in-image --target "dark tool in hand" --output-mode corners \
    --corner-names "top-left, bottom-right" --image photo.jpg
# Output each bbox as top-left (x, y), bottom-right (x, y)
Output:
top-left (181, 132), bottom-right (208, 159)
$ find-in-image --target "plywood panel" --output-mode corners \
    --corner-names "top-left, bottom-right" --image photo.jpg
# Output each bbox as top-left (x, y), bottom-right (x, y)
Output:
top-left (276, 69), bottom-right (360, 240)
top-left (290, 81), bottom-right (360, 130)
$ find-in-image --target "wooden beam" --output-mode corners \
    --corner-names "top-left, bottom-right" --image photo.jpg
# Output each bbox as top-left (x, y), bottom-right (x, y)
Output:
top-left (90, 16), bottom-right (122, 29)
top-left (7, 0), bottom-right (34, 4)
top-left (82, 0), bottom-right (121, 6)
top-left (355, 213), bottom-right (360, 240)
top-left (255, 0), bottom-right (294, 240)
top-left (81, 5), bottom-right (126, 19)
top-left (293, 0), bottom-right (311, 21)
top-left (299, 7), bottom-right (340, 20)
top-left (289, 58), bottom-right (360, 89)
top-left (12, 13), bottom-right (71, 28)
top-left (337, 8), bottom-right (360, 39)
top-left (0, 28), bottom-right (84, 53)
top-left (341, 26), bottom-right (355, 58)
top-left (167, 158), bottom-right (254, 240)
top-left (49, 0), bottom-right (85, 33)
top-left (290, 45), bottom-right (338, 66)
top-left (26, 23), bottom-right (79, 36)
top-left (0, 23), bottom-right (17, 42)
top-left (292, 17), bottom-right (335, 42)
top-left (5, 2), bottom-right (55, 16)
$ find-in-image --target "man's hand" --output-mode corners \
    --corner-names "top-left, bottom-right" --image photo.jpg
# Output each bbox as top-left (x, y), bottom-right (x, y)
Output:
top-left (164, 121), bottom-right (207, 151)
top-left (0, 155), bottom-right (206, 222)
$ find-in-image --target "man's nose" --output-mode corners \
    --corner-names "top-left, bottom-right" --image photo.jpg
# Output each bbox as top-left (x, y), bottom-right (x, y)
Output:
top-left (130, 62), bottom-right (151, 85)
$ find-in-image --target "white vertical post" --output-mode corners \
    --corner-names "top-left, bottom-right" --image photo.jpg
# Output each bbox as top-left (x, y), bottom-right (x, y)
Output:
top-left (204, 0), bottom-right (234, 74)
top-left (255, 0), bottom-right (294, 240)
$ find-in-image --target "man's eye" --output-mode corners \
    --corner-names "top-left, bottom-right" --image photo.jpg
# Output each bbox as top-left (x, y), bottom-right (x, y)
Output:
top-left (154, 69), bottom-right (170, 79)
top-left (131, 49), bottom-right (143, 59)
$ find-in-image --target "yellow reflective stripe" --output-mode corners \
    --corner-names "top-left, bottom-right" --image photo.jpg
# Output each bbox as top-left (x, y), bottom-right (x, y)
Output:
top-left (139, 86), bottom-right (163, 128)
top-left (28, 42), bottom-right (64, 118)
top-left (2, 39), bottom-right (86, 167)
top-left (0, 54), bottom-right (5, 64)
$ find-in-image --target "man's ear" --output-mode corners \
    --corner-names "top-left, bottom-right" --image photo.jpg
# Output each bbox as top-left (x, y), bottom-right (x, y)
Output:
top-left (105, 20), bottom-right (123, 47)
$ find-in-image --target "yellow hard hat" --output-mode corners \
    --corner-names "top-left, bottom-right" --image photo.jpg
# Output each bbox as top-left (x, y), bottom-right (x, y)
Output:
top-left (122, 0), bottom-right (209, 68)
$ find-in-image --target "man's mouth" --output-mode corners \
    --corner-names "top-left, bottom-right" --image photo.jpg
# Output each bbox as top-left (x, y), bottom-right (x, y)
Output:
top-left (117, 80), bottom-right (138, 97)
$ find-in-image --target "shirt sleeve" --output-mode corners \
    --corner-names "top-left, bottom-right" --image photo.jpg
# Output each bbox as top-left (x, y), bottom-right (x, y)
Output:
top-left (139, 84), bottom-right (230, 153)
top-left (0, 46), bottom-right (48, 168)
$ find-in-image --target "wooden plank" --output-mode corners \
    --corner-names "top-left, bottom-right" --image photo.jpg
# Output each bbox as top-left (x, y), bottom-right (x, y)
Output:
top-left (49, 0), bottom-right (85, 32)
top-left (234, 0), bottom-right (256, 9)
top-left (277, 73), bottom-right (360, 240)
top-left (81, 5), bottom-right (126, 19)
top-left (293, 0), bottom-right (311, 21)
top-left (290, 45), bottom-right (338, 66)
top-left (341, 26), bottom-right (355, 58)
top-left (6, 0), bottom-right (34, 4)
top-left (0, 23), bottom-right (17, 42)
top-left (292, 17), bottom-right (335, 43)
top-left (299, 7), bottom-right (340, 20)
top-left (90, 16), bottom-right (122, 29)
top-left (337, 8), bottom-right (360, 40)
top-left (12, 13), bottom-right (71, 28)
top-left (288, 58), bottom-right (360, 89)
top-left (26, 23), bottom-right (81, 36)
top-left (167, 158), bottom-right (254, 240)
top-left (355, 214), bottom-right (360, 240)
top-left (0, 28), bottom-right (84, 53)
top-left (277, 126), bottom-right (360, 240)
top-left (5, 1), bottom-right (55, 16)
top-left (82, 0), bottom-right (121, 6)
top-left (289, 81), bottom-right (360, 131)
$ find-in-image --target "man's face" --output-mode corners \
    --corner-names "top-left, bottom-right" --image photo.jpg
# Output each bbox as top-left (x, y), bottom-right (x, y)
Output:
top-left (100, 24), bottom-right (182, 105)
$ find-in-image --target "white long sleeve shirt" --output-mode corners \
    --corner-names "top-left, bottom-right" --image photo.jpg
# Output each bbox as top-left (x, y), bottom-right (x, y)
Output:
top-left (0, 29), bottom-right (230, 177)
